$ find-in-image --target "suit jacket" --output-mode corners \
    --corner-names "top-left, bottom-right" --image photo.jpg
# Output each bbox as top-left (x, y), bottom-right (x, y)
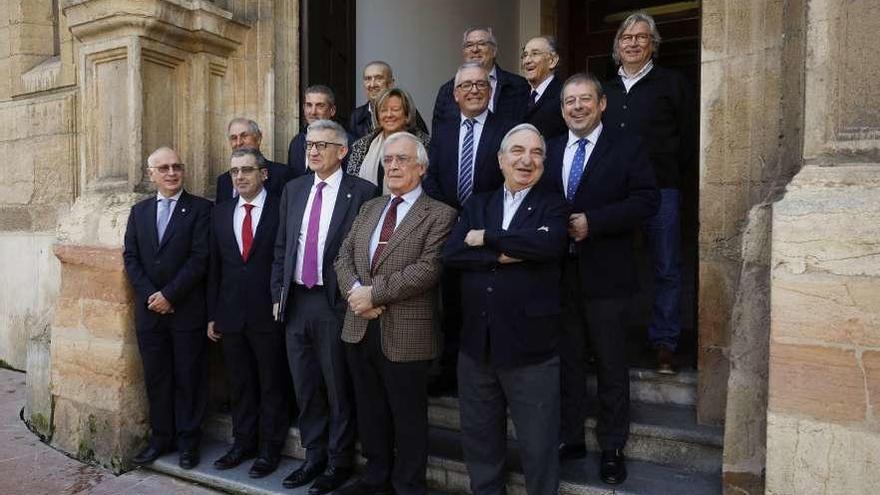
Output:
top-left (544, 129), bottom-right (659, 298)
top-left (271, 172), bottom-right (377, 314)
top-left (524, 76), bottom-right (567, 140)
top-left (442, 186), bottom-right (569, 367)
top-left (216, 159), bottom-right (299, 203)
top-left (349, 102), bottom-right (429, 141)
top-left (431, 64), bottom-right (530, 131)
top-left (207, 193), bottom-right (281, 334)
top-left (123, 190), bottom-right (212, 332)
top-left (334, 192), bottom-right (457, 362)
top-left (424, 111), bottom-right (513, 210)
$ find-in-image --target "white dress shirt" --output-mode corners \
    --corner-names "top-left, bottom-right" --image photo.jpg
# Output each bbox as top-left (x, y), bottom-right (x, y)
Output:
top-left (295, 167), bottom-right (343, 285)
top-left (488, 66), bottom-right (498, 113)
top-left (530, 74), bottom-right (555, 102)
top-left (618, 59), bottom-right (654, 93)
top-left (502, 185), bottom-right (532, 230)
top-left (156, 189), bottom-right (183, 224)
top-left (369, 185), bottom-right (423, 263)
top-left (233, 187), bottom-right (267, 254)
top-left (562, 123), bottom-right (603, 193)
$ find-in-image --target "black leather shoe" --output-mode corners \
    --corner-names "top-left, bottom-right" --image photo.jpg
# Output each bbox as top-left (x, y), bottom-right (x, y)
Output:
top-left (282, 460), bottom-right (327, 488)
top-left (213, 445), bottom-right (256, 470)
top-left (179, 449), bottom-right (200, 470)
top-left (656, 346), bottom-right (677, 375)
top-left (249, 454), bottom-right (280, 478)
top-left (132, 444), bottom-right (167, 465)
top-left (558, 442), bottom-right (587, 461)
top-left (334, 479), bottom-right (392, 495)
top-left (600, 449), bottom-right (627, 485)
top-left (309, 465), bottom-right (353, 495)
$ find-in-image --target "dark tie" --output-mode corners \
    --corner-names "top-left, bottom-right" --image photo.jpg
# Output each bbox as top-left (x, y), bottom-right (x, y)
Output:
top-left (527, 90), bottom-right (538, 112)
top-left (301, 182), bottom-right (326, 287)
top-left (371, 196), bottom-right (404, 275)
top-left (566, 138), bottom-right (588, 201)
top-left (458, 119), bottom-right (475, 204)
top-left (241, 203), bottom-right (255, 262)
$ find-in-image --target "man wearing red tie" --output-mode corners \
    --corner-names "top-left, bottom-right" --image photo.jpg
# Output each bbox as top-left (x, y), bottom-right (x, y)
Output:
top-left (207, 148), bottom-right (290, 478)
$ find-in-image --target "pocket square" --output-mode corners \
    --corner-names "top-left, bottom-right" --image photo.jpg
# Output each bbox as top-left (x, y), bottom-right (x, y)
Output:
top-left (537, 226), bottom-right (549, 232)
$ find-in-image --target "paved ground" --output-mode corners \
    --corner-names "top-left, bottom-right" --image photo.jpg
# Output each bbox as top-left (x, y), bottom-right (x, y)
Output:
top-left (0, 368), bottom-right (223, 495)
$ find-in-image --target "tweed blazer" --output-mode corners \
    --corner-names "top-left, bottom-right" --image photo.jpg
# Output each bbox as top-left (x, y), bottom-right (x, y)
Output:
top-left (334, 191), bottom-right (457, 362)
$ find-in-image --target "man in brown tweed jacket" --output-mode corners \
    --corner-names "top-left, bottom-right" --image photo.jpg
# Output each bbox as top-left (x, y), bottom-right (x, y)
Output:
top-left (334, 131), bottom-right (457, 495)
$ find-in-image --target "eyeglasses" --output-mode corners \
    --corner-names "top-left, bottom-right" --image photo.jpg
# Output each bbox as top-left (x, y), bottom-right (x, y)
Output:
top-left (149, 163), bottom-right (184, 174)
top-left (382, 154), bottom-right (415, 166)
top-left (305, 141), bottom-right (344, 151)
top-left (463, 40), bottom-right (494, 50)
top-left (455, 81), bottom-right (490, 92)
top-left (520, 50), bottom-right (551, 60)
top-left (619, 33), bottom-right (651, 45)
top-left (228, 166), bottom-right (261, 177)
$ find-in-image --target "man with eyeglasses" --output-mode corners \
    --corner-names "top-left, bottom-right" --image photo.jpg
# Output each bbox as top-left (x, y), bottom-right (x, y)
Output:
top-left (432, 26), bottom-right (530, 130)
top-left (349, 61), bottom-right (428, 140)
top-left (423, 61), bottom-right (515, 397)
top-left (271, 120), bottom-right (376, 494)
top-left (216, 117), bottom-right (300, 203)
top-left (521, 36), bottom-right (567, 140)
top-left (603, 12), bottom-right (697, 375)
top-left (206, 148), bottom-right (290, 478)
top-left (123, 147), bottom-right (213, 469)
top-left (335, 132), bottom-right (456, 495)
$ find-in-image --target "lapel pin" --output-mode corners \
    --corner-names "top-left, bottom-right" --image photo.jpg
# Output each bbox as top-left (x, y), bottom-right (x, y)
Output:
top-left (347, 193), bottom-right (351, 198)
top-left (181, 208), bottom-right (187, 213)
top-left (527, 206), bottom-right (532, 211)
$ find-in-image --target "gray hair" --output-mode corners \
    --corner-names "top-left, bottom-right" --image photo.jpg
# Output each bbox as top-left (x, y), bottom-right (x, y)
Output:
top-left (230, 147), bottom-right (268, 169)
top-left (364, 60), bottom-right (393, 79)
top-left (307, 119), bottom-right (349, 147)
top-left (560, 72), bottom-right (605, 103)
top-left (304, 84), bottom-right (337, 107)
top-left (527, 35), bottom-right (559, 55)
top-left (226, 117), bottom-right (261, 137)
top-left (382, 132), bottom-right (428, 166)
top-left (612, 11), bottom-right (662, 65)
top-left (454, 61), bottom-right (489, 87)
top-left (462, 26), bottom-right (497, 47)
top-left (499, 123), bottom-right (545, 156)
top-left (147, 146), bottom-right (179, 167)
top-left (375, 87), bottom-right (419, 131)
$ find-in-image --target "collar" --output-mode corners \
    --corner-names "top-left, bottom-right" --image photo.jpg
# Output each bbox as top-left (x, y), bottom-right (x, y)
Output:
top-left (489, 65), bottom-right (498, 81)
top-left (566, 122), bottom-right (603, 149)
top-left (314, 166), bottom-right (344, 189)
top-left (393, 184), bottom-right (423, 206)
top-left (618, 59), bottom-right (654, 80)
top-left (460, 109), bottom-right (489, 126)
top-left (530, 74), bottom-right (555, 98)
top-left (503, 184), bottom-right (533, 201)
top-left (237, 187), bottom-right (267, 209)
top-left (157, 190), bottom-right (183, 202)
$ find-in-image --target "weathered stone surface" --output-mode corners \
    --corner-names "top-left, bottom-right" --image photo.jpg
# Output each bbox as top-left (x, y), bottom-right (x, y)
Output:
top-left (863, 350), bottom-right (880, 432)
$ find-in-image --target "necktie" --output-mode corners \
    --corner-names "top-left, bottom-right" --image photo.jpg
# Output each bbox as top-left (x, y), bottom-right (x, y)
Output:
top-left (566, 138), bottom-right (588, 201)
top-left (241, 203), bottom-right (255, 262)
top-left (301, 182), bottom-right (326, 288)
top-left (157, 198), bottom-right (172, 243)
top-left (458, 119), bottom-right (475, 205)
top-left (527, 90), bottom-right (538, 112)
top-left (371, 196), bottom-right (404, 275)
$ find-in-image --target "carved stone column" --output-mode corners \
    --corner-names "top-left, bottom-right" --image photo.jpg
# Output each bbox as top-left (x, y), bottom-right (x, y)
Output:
top-left (48, 0), bottom-right (246, 471)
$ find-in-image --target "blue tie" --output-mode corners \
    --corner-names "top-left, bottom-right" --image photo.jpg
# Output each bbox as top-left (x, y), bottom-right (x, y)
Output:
top-left (566, 138), bottom-right (588, 201)
top-left (157, 198), bottom-right (172, 242)
top-left (458, 119), bottom-right (475, 204)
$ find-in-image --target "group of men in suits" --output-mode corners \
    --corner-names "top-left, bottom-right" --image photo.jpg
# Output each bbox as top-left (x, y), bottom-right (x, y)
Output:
top-left (123, 12), bottom-right (692, 495)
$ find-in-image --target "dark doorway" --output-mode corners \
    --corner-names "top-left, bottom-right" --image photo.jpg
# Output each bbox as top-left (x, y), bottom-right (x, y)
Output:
top-left (300, 0), bottom-right (357, 126)
top-left (557, 0), bottom-right (702, 370)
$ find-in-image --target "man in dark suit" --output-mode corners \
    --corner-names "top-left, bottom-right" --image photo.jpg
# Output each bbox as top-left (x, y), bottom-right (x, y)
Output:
top-left (271, 120), bottom-right (376, 494)
top-left (432, 26), bottom-right (530, 130)
top-left (603, 13), bottom-right (697, 374)
top-left (443, 123), bottom-right (569, 495)
top-left (521, 36), bottom-right (567, 140)
top-left (424, 61), bottom-right (514, 396)
top-left (350, 61), bottom-right (428, 140)
top-left (545, 73), bottom-right (658, 484)
top-left (288, 85), bottom-right (340, 175)
top-left (206, 148), bottom-right (290, 478)
top-left (335, 132), bottom-right (457, 495)
top-left (123, 147), bottom-right (212, 470)
top-left (216, 118), bottom-right (300, 202)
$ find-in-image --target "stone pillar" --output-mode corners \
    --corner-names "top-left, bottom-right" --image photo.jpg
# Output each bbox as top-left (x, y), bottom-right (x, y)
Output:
top-left (49, 0), bottom-right (245, 472)
top-left (767, 0), bottom-right (880, 493)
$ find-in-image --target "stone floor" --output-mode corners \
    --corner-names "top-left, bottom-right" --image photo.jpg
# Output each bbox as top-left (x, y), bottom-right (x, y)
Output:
top-left (0, 368), bottom-right (222, 495)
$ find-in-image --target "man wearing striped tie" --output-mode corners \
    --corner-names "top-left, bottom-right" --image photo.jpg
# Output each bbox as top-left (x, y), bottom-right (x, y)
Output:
top-left (424, 61), bottom-right (515, 396)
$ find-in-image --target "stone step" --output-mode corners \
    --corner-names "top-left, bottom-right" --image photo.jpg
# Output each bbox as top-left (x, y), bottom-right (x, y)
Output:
top-left (428, 398), bottom-right (722, 473)
top-left (152, 430), bottom-right (721, 495)
top-left (602, 369), bottom-right (697, 407)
